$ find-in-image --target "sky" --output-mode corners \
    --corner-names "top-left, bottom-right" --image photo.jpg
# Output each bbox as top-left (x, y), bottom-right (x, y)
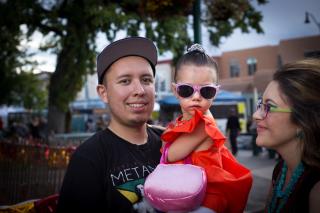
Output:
top-left (204, 0), bottom-right (320, 55)
top-left (28, 0), bottom-right (320, 73)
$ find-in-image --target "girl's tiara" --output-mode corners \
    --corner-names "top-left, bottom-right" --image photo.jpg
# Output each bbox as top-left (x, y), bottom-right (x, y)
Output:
top-left (187, 43), bottom-right (205, 53)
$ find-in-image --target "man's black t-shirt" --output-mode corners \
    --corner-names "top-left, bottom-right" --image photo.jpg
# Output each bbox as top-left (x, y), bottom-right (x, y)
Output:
top-left (57, 126), bottom-right (162, 212)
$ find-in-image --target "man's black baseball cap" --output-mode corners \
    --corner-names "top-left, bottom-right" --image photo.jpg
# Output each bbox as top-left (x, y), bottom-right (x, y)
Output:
top-left (97, 37), bottom-right (158, 84)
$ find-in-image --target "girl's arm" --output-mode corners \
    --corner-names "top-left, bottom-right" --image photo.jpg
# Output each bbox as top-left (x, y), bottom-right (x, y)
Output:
top-left (167, 118), bottom-right (209, 162)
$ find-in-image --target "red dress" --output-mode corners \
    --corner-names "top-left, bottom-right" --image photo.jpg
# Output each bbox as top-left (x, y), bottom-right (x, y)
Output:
top-left (161, 110), bottom-right (253, 213)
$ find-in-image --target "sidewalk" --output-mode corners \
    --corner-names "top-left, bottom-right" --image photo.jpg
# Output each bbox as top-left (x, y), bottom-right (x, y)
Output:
top-left (236, 149), bottom-right (278, 213)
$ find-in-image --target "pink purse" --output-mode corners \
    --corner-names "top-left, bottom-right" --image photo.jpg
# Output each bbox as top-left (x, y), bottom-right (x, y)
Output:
top-left (144, 143), bottom-right (207, 212)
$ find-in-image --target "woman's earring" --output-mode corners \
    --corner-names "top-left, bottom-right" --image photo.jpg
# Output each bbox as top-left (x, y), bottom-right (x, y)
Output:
top-left (296, 129), bottom-right (304, 140)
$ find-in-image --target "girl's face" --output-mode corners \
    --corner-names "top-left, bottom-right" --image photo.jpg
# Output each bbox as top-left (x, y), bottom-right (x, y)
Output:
top-left (172, 64), bottom-right (218, 120)
top-left (252, 81), bottom-right (299, 153)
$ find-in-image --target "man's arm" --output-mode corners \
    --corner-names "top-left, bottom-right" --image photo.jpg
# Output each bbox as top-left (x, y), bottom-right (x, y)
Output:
top-left (57, 153), bottom-right (105, 212)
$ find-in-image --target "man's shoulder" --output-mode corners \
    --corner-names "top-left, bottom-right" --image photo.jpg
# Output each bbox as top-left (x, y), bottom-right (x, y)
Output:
top-left (75, 130), bottom-right (113, 154)
top-left (147, 124), bottom-right (165, 136)
top-left (68, 130), bottom-right (125, 170)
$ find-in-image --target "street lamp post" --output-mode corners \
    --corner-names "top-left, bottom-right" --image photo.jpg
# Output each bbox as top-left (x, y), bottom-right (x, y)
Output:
top-left (305, 11), bottom-right (320, 33)
top-left (193, 0), bottom-right (202, 44)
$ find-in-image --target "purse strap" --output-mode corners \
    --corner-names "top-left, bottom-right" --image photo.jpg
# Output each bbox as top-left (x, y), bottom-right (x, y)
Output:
top-left (160, 142), bottom-right (192, 164)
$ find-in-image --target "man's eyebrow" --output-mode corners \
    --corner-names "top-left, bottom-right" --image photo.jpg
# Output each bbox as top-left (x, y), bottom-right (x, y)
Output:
top-left (116, 74), bottom-right (131, 79)
top-left (141, 73), bottom-right (153, 77)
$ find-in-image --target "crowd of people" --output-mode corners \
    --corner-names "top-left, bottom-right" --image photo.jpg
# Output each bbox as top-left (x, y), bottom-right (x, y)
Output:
top-left (84, 116), bottom-right (108, 133)
top-left (0, 116), bottom-right (49, 142)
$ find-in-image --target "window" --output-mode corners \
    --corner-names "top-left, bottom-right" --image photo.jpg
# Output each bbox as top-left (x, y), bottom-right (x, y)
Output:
top-left (155, 77), bottom-right (166, 92)
top-left (229, 59), bottom-right (240, 77)
top-left (160, 80), bottom-right (166, 92)
top-left (304, 50), bottom-right (320, 59)
top-left (155, 78), bottom-right (159, 93)
top-left (247, 57), bottom-right (257, 75)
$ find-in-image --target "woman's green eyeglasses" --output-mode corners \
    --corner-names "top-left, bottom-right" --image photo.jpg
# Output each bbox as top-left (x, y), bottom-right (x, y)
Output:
top-left (256, 99), bottom-right (292, 119)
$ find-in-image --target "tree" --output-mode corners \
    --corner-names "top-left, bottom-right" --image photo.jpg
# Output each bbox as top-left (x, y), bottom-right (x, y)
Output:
top-left (204, 0), bottom-right (266, 45)
top-left (0, 0), bottom-right (267, 133)
top-left (0, 0), bottom-right (47, 111)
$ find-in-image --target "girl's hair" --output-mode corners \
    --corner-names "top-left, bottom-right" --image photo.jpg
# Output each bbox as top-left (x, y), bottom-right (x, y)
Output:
top-left (174, 44), bottom-right (219, 82)
top-left (273, 58), bottom-right (320, 169)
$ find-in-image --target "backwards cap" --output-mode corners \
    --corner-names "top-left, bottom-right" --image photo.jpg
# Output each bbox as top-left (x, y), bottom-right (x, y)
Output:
top-left (97, 37), bottom-right (158, 83)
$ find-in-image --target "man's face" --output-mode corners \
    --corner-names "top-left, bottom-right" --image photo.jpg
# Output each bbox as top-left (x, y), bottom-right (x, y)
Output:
top-left (98, 56), bottom-right (155, 128)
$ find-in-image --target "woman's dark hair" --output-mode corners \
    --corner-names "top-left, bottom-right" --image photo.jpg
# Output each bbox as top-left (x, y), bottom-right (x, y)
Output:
top-left (174, 44), bottom-right (219, 82)
top-left (273, 58), bottom-right (320, 169)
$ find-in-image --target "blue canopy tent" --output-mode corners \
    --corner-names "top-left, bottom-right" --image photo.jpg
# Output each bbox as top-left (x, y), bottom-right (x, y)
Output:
top-left (158, 90), bottom-right (245, 106)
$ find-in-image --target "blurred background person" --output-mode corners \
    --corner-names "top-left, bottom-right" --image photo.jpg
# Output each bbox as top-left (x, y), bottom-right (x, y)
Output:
top-left (226, 108), bottom-right (241, 155)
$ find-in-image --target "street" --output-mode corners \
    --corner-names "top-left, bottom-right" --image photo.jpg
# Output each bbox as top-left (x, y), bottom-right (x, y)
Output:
top-left (236, 149), bottom-right (278, 213)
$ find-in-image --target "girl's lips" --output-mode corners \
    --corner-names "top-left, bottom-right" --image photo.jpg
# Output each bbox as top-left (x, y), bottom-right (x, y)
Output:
top-left (190, 106), bottom-right (201, 109)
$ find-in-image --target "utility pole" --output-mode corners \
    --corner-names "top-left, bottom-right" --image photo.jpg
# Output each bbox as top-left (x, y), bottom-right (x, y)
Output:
top-left (193, 0), bottom-right (202, 44)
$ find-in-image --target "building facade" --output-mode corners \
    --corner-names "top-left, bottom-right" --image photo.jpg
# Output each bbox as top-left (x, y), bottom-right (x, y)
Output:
top-left (218, 35), bottom-right (320, 115)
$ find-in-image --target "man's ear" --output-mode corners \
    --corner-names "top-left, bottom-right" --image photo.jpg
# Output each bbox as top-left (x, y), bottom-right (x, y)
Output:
top-left (97, 84), bottom-right (108, 103)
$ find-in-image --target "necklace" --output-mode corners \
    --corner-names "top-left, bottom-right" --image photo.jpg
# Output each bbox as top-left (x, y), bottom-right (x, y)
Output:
top-left (268, 161), bottom-right (304, 213)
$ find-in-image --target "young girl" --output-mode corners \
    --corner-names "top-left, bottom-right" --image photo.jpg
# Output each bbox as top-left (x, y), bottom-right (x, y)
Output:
top-left (162, 44), bottom-right (253, 213)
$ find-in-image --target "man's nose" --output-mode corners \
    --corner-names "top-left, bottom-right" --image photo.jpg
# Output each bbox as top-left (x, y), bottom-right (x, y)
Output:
top-left (132, 81), bottom-right (146, 95)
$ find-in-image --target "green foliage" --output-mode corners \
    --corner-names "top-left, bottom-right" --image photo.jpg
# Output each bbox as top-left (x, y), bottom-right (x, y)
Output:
top-left (0, 61), bottom-right (47, 110)
top-left (15, 72), bottom-right (48, 110)
top-left (204, 0), bottom-right (266, 46)
top-left (0, 0), bottom-right (47, 110)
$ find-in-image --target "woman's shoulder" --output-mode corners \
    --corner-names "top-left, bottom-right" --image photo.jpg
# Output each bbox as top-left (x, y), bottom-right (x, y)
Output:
top-left (309, 180), bottom-right (320, 212)
top-left (310, 180), bottom-right (320, 194)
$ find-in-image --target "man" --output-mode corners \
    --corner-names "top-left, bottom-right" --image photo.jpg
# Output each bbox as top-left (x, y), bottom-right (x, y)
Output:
top-left (226, 108), bottom-right (241, 155)
top-left (57, 37), bottom-right (163, 212)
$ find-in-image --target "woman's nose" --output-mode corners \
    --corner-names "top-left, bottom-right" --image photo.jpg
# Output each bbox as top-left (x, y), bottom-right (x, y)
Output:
top-left (252, 109), bottom-right (261, 121)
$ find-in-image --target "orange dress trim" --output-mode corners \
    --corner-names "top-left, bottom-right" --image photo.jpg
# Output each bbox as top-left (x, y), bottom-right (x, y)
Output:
top-left (161, 110), bottom-right (253, 213)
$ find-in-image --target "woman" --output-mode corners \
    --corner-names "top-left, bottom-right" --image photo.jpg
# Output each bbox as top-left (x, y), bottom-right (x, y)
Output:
top-left (253, 59), bottom-right (320, 212)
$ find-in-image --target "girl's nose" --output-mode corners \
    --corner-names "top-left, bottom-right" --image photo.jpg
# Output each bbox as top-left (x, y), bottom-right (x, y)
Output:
top-left (191, 90), bottom-right (201, 100)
